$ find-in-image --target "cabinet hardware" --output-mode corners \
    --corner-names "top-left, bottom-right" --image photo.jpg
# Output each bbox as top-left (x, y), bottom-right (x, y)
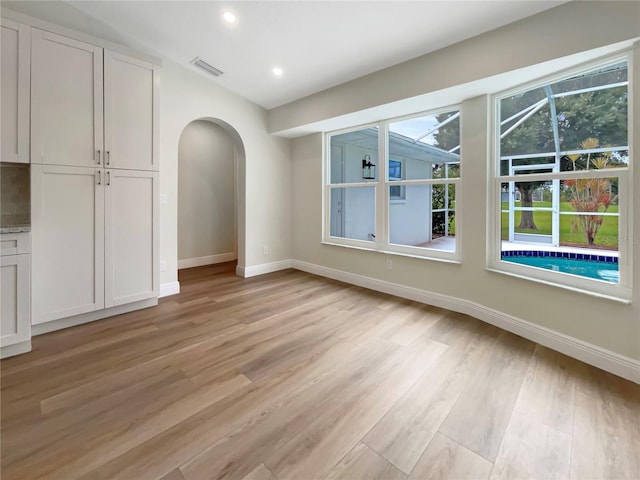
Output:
top-left (106, 150), bottom-right (111, 166)
top-left (97, 170), bottom-right (102, 185)
top-left (107, 171), bottom-right (111, 186)
top-left (97, 149), bottom-right (101, 165)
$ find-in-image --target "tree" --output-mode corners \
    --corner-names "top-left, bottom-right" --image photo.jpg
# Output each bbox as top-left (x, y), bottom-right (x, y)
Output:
top-left (432, 112), bottom-right (460, 152)
top-left (565, 138), bottom-right (617, 246)
top-left (432, 113), bottom-right (460, 237)
top-left (497, 64), bottom-right (627, 233)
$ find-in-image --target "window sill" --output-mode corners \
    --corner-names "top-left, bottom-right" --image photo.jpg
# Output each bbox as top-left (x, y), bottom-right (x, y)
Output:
top-left (485, 267), bottom-right (632, 304)
top-left (322, 240), bottom-right (462, 264)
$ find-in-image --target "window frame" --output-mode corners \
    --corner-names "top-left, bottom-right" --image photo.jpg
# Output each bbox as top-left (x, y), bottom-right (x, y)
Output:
top-left (487, 52), bottom-right (633, 301)
top-left (323, 106), bottom-right (462, 262)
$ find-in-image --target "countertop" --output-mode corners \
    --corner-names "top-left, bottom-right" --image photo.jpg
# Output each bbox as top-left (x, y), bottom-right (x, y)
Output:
top-left (0, 225), bottom-right (31, 234)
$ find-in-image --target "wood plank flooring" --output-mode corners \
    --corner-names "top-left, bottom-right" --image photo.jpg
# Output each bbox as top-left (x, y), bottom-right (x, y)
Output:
top-left (1, 262), bottom-right (639, 480)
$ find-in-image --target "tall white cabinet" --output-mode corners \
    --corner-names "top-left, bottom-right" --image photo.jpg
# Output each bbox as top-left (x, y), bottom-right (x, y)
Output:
top-left (104, 51), bottom-right (158, 171)
top-left (104, 169), bottom-right (158, 308)
top-left (31, 165), bottom-right (105, 324)
top-left (29, 27), bottom-right (159, 328)
top-left (30, 30), bottom-right (103, 167)
top-left (1, 18), bottom-right (30, 164)
top-left (1, 18), bottom-right (31, 358)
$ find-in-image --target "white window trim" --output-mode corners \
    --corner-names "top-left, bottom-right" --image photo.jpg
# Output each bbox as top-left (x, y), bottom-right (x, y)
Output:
top-left (487, 51), bottom-right (634, 301)
top-left (323, 106), bottom-right (462, 262)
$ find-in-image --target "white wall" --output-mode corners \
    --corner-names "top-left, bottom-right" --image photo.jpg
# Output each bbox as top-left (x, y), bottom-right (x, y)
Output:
top-left (285, 1), bottom-right (640, 365)
top-left (292, 86), bottom-right (640, 364)
top-left (178, 120), bottom-right (236, 263)
top-left (270, 1), bottom-right (640, 136)
top-left (161, 60), bottom-right (291, 283)
top-left (1, 1), bottom-right (293, 288)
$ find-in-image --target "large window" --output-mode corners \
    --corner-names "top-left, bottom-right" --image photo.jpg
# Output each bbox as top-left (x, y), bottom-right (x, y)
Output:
top-left (490, 56), bottom-right (631, 299)
top-left (325, 108), bottom-right (461, 260)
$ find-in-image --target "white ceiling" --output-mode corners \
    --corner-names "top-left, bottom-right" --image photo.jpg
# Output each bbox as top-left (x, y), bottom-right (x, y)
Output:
top-left (67, 0), bottom-right (567, 109)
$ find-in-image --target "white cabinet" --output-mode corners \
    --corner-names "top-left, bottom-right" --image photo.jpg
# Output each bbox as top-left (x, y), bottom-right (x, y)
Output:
top-left (105, 169), bottom-right (159, 307)
top-left (31, 165), bottom-right (105, 324)
top-left (1, 19), bottom-right (30, 164)
top-left (30, 29), bottom-right (103, 168)
top-left (104, 52), bottom-right (159, 171)
top-left (30, 28), bottom-right (158, 171)
top-left (1, 233), bottom-right (31, 354)
top-left (27, 25), bottom-right (160, 329)
top-left (31, 165), bottom-right (158, 325)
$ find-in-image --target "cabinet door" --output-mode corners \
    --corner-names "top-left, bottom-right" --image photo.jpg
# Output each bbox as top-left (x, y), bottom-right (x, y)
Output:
top-left (1, 19), bottom-right (30, 163)
top-left (104, 51), bottom-right (158, 171)
top-left (31, 165), bottom-right (105, 324)
top-left (1, 254), bottom-right (30, 346)
top-left (31, 29), bottom-right (103, 167)
top-left (104, 169), bottom-right (158, 307)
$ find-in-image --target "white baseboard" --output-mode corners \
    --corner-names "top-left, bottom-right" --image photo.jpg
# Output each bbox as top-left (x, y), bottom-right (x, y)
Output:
top-left (32, 298), bottom-right (158, 336)
top-left (291, 259), bottom-right (640, 384)
top-left (159, 281), bottom-right (181, 298)
top-left (178, 253), bottom-right (236, 270)
top-left (236, 259), bottom-right (293, 278)
top-left (1, 340), bottom-right (32, 359)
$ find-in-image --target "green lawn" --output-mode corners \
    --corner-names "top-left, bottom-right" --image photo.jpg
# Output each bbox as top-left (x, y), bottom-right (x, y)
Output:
top-left (500, 201), bottom-right (619, 248)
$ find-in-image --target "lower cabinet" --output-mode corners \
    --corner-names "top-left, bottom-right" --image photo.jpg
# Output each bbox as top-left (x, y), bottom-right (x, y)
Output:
top-left (31, 164), bottom-right (158, 326)
top-left (1, 249), bottom-right (31, 353)
top-left (104, 168), bottom-right (159, 307)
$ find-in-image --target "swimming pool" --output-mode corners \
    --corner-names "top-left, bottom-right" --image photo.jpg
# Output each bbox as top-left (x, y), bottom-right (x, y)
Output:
top-left (501, 251), bottom-right (619, 283)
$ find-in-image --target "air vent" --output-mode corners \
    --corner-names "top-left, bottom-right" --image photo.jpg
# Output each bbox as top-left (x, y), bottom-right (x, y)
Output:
top-left (190, 57), bottom-right (224, 77)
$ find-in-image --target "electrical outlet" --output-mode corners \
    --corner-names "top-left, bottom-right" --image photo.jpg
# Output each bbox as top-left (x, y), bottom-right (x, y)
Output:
top-left (385, 259), bottom-right (393, 270)
top-left (160, 260), bottom-right (167, 272)
top-left (263, 245), bottom-right (269, 255)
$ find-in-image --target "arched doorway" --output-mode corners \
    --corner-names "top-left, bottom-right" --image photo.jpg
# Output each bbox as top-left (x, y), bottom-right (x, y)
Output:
top-left (177, 117), bottom-right (246, 272)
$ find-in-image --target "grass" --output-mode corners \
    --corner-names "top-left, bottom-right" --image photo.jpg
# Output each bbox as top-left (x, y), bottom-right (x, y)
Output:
top-left (500, 201), bottom-right (619, 249)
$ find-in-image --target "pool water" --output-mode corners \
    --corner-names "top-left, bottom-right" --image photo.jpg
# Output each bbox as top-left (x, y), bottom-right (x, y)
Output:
top-left (503, 255), bottom-right (619, 283)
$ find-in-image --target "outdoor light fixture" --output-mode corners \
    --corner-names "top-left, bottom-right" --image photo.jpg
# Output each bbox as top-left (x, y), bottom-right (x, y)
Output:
top-left (362, 154), bottom-right (376, 179)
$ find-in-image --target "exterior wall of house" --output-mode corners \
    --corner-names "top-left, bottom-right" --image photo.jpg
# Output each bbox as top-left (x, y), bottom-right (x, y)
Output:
top-left (329, 138), bottom-right (434, 246)
top-left (389, 159), bottom-right (431, 246)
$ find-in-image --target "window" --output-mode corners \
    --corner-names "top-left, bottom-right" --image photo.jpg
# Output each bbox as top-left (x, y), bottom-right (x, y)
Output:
top-left (490, 56), bottom-right (631, 299)
top-left (326, 126), bottom-right (378, 243)
top-left (325, 108), bottom-right (461, 260)
top-left (389, 160), bottom-right (404, 201)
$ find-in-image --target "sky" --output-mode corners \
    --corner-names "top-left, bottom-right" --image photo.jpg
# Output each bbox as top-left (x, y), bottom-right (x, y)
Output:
top-left (389, 115), bottom-right (440, 146)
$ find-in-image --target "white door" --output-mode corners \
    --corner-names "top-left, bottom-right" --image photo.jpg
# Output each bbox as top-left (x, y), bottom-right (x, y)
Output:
top-left (104, 169), bottom-right (158, 307)
top-left (31, 29), bottom-right (103, 167)
top-left (104, 51), bottom-right (158, 171)
top-left (1, 19), bottom-right (30, 164)
top-left (1, 254), bottom-right (30, 346)
top-left (31, 165), bottom-right (105, 324)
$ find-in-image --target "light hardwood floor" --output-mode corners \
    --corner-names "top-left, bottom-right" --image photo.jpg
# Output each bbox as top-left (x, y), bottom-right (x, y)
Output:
top-left (1, 263), bottom-right (639, 480)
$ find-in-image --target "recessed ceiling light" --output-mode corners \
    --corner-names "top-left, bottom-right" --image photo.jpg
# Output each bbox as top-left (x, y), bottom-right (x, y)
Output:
top-left (272, 67), bottom-right (283, 77)
top-left (222, 10), bottom-right (237, 24)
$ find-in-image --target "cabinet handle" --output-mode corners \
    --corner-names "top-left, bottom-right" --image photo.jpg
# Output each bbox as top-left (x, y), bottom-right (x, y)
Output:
top-left (106, 150), bottom-right (111, 166)
top-left (97, 170), bottom-right (102, 185)
top-left (107, 171), bottom-right (111, 186)
top-left (97, 149), bottom-right (101, 165)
